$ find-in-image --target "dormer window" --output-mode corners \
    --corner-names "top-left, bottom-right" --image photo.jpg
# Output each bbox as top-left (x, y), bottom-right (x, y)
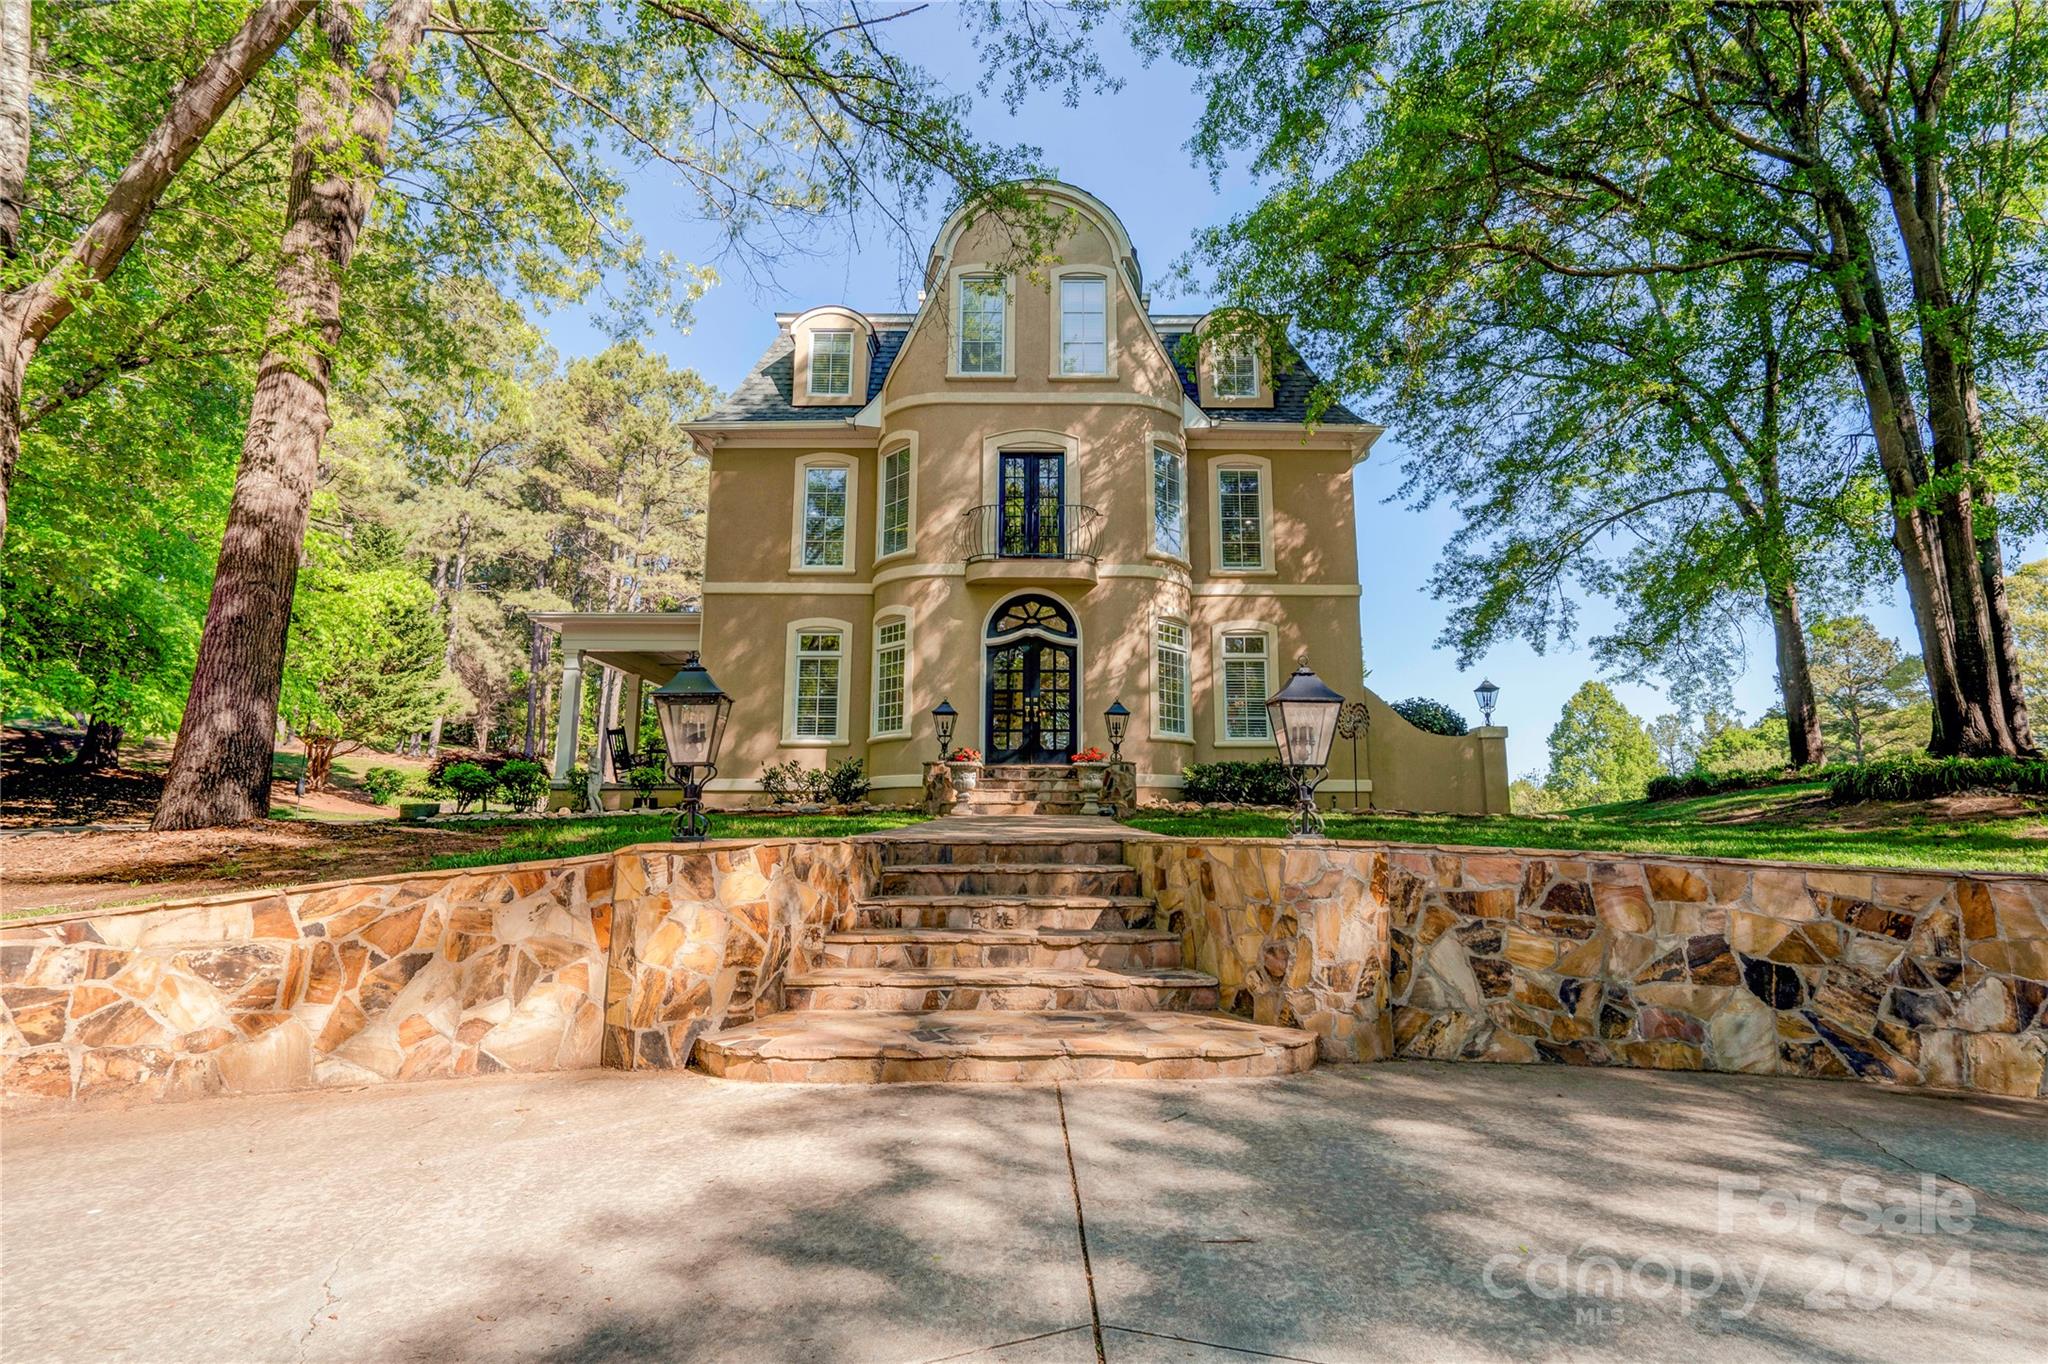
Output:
top-left (808, 329), bottom-right (854, 397)
top-left (1058, 275), bottom-right (1107, 374)
top-left (1217, 345), bottom-right (1259, 398)
top-left (959, 275), bottom-right (1006, 374)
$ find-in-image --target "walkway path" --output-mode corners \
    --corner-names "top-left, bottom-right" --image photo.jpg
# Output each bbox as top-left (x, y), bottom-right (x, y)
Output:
top-left (3, 1065), bottom-right (2044, 1362)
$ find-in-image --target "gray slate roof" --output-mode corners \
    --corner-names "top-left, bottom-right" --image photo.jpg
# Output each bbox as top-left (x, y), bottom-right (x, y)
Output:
top-left (698, 318), bottom-right (1364, 426)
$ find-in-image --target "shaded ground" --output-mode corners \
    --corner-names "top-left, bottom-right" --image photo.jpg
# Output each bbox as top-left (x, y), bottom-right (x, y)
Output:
top-left (1, 812), bottom-right (931, 918)
top-left (2, 1063), bottom-right (2042, 1362)
top-left (1131, 781), bottom-right (2048, 873)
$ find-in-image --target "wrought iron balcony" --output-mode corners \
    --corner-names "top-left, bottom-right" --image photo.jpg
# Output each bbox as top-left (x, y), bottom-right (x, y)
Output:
top-left (958, 502), bottom-right (1102, 563)
top-left (958, 502), bottom-right (1103, 589)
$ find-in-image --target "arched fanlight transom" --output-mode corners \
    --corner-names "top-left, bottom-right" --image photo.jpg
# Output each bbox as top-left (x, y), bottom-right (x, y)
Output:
top-left (986, 593), bottom-right (1076, 641)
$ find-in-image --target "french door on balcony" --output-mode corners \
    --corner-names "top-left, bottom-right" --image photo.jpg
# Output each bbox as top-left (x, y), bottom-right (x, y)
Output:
top-left (999, 452), bottom-right (1065, 557)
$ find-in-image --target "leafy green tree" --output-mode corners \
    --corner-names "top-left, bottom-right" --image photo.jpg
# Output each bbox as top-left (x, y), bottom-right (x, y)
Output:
top-left (1696, 713), bottom-right (1792, 777)
top-left (1544, 682), bottom-right (1661, 807)
top-left (1132, 0), bottom-right (2048, 757)
top-left (1809, 616), bottom-right (1928, 764)
top-left (1390, 697), bottom-right (1468, 736)
top-left (1647, 714), bottom-right (1698, 777)
top-left (2012, 560), bottom-right (2048, 700)
top-left (280, 533), bottom-right (446, 790)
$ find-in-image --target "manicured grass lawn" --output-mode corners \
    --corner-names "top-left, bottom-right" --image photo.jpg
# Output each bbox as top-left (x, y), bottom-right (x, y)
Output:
top-left (1125, 782), bottom-right (2048, 873)
top-left (421, 811), bottom-right (932, 871)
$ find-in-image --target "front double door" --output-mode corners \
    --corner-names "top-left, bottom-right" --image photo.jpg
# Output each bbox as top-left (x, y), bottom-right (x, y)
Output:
top-left (987, 640), bottom-right (1076, 764)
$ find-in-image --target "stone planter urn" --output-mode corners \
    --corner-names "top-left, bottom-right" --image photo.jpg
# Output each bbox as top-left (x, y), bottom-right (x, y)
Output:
top-left (947, 760), bottom-right (982, 794)
top-left (1072, 759), bottom-right (1109, 815)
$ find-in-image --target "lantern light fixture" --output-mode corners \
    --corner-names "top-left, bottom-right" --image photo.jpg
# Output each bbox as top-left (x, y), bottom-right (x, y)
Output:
top-left (651, 652), bottom-right (731, 841)
top-left (1264, 657), bottom-right (1344, 838)
top-left (1103, 699), bottom-right (1130, 762)
top-left (1474, 678), bottom-right (1500, 727)
top-left (931, 699), bottom-right (958, 763)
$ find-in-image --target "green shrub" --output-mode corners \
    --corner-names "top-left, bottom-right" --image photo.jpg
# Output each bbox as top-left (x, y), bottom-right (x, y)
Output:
top-left (438, 761), bottom-right (498, 812)
top-left (1829, 756), bottom-right (2048, 804)
top-left (1182, 760), bottom-right (1296, 805)
top-left (1645, 765), bottom-right (1859, 802)
top-left (626, 764), bottom-right (665, 803)
top-left (1391, 697), bottom-right (1469, 736)
top-left (826, 756), bottom-right (871, 804)
top-left (760, 759), bottom-right (803, 804)
top-left (496, 759), bottom-right (550, 810)
top-left (360, 767), bottom-right (408, 805)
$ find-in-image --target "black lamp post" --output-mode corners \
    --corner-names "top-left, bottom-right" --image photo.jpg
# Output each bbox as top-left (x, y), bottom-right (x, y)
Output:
top-left (1103, 699), bottom-right (1130, 762)
top-left (1474, 678), bottom-right (1500, 727)
top-left (651, 652), bottom-right (731, 841)
top-left (1266, 657), bottom-right (1344, 838)
top-left (932, 699), bottom-right (957, 763)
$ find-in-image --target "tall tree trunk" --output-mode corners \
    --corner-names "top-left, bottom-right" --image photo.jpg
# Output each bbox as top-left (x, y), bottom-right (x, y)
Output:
top-left (72, 717), bottom-right (124, 771)
top-left (1981, 532), bottom-right (2037, 753)
top-left (0, 0), bottom-right (314, 548)
top-left (152, 0), bottom-right (431, 830)
top-left (1765, 584), bottom-right (1824, 769)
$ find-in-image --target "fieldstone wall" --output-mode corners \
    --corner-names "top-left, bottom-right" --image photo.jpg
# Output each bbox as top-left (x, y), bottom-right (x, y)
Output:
top-left (1130, 841), bottom-right (1393, 1063)
top-left (1135, 835), bottom-right (2046, 1099)
top-left (0, 859), bottom-right (613, 1109)
top-left (603, 839), bottom-right (875, 1070)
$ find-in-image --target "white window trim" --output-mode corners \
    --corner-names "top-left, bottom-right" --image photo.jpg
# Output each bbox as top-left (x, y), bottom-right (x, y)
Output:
top-left (871, 610), bottom-right (912, 739)
top-left (783, 617), bottom-right (851, 746)
top-left (790, 454), bottom-right (859, 575)
top-left (1212, 620), bottom-right (1278, 747)
top-left (1209, 455), bottom-right (1274, 576)
top-left (1215, 345), bottom-right (1260, 399)
top-left (807, 329), bottom-right (855, 398)
top-left (1146, 435), bottom-right (1190, 567)
top-left (949, 266), bottom-right (1015, 379)
top-left (874, 438), bottom-right (917, 564)
top-left (1048, 265), bottom-right (1117, 379)
top-left (1152, 614), bottom-right (1193, 743)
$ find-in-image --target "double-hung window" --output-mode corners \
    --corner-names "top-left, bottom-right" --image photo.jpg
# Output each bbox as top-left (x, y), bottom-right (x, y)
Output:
top-left (1151, 446), bottom-right (1186, 559)
top-left (808, 330), bottom-right (853, 397)
top-left (873, 617), bottom-right (908, 736)
top-left (1217, 466), bottom-right (1265, 570)
top-left (958, 275), bottom-right (1006, 374)
top-left (1058, 275), bottom-right (1107, 374)
top-left (878, 446), bottom-right (911, 559)
top-left (794, 629), bottom-right (844, 741)
top-left (1217, 346), bottom-right (1259, 398)
top-left (1155, 620), bottom-right (1190, 739)
top-left (1222, 632), bottom-right (1272, 741)
top-left (800, 464), bottom-right (849, 569)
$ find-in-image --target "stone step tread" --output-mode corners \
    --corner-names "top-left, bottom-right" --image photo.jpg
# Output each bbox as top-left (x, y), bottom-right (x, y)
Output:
top-left (696, 1010), bottom-right (1316, 1064)
top-left (824, 928), bottom-right (1177, 946)
top-left (856, 894), bottom-right (1154, 907)
top-left (786, 965), bottom-right (1216, 989)
top-left (883, 862), bottom-right (1136, 876)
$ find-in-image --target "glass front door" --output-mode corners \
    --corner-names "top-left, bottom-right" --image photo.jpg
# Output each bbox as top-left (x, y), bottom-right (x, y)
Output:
top-left (999, 453), bottom-right (1065, 557)
top-left (987, 640), bottom-right (1076, 763)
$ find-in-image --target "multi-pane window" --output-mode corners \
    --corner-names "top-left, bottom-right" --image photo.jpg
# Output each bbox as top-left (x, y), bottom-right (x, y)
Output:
top-left (874, 618), bottom-right (907, 735)
top-left (1155, 619), bottom-right (1190, 738)
top-left (879, 447), bottom-right (911, 558)
top-left (801, 465), bottom-right (848, 568)
top-left (959, 275), bottom-right (1006, 373)
top-left (809, 330), bottom-right (853, 397)
top-left (1152, 447), bottom-right (1186, 558)
top-left (1218, 467), bottom-right (1264, 570)
top-left (1223, 633), bottom-right (1272, 741)
top-left (1058, 276), bottom-right (1107, 374)
top-left (1217, 346), bottom-right (1259, 398)
top-left (794, 630), bottom-right (843, 739)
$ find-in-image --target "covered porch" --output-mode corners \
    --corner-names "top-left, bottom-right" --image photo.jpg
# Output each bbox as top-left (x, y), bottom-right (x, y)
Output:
top-left (532, 610), bottom-right (702, 808)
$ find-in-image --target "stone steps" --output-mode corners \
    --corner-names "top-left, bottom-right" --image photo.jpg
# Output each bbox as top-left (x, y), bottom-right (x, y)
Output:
top-left (818, 927), bottom-right (1181, 970)
top-left (876, 862), bottom-right (1139, 898)
top-left (781, 965), bottom-right (1221, 1013)
top-left (952, 765), bottom-right (1091, 816)
top-left (846, 895), bottom-right (1158, 931)
top-left (875, 838), bottom-right (1126, 866)
top-left (695, 1010), bottom-right (1318, 1083)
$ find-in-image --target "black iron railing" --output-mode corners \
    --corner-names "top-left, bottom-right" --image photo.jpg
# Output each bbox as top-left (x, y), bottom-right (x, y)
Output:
top-left (958, 502), bottom-right (1102, 563)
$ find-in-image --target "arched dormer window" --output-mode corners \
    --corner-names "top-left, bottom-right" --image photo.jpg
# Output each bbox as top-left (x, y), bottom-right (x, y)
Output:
top-left (789, 307), bottom-right (874, 407)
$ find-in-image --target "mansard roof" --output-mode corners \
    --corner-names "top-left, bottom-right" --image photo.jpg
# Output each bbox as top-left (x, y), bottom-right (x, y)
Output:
top-left (697, 312), bottom-right (1365, 427)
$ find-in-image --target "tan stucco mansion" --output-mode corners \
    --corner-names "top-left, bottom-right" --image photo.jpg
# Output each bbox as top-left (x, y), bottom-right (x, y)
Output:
top-left (537, 183), bottom-right (1507, 814)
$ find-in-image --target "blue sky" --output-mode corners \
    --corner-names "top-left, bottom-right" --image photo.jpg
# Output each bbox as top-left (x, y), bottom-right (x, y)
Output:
top-left (541, 9), bottom-right (2000, 779)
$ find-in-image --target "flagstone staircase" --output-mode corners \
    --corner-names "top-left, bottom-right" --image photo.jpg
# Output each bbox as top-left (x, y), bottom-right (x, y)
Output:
top-left (694, 830), bottom-right (1318, 1082)
top-left (953, 763), bottom-right (1088, 816)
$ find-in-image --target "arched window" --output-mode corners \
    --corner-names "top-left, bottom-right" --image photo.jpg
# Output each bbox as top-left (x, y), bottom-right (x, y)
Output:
top-left (987, 594), bottom-right (1076, 641)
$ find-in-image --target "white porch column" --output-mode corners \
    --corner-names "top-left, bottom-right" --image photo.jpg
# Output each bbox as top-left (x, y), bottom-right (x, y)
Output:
top-left (551, 649), bottom-right (585, 781)
top-left (623, 675), bottom-right (643, 755)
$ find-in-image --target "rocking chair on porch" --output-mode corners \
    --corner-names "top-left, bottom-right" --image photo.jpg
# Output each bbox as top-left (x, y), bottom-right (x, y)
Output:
top-left (605, 728), bottom-right (638, 782)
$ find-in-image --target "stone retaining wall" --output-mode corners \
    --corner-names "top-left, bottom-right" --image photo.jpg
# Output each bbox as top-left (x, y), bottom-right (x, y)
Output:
top-left (0, 859), bottom-right (614, 1107)
top-left (1135, 837), bottom-right (2048, 1099)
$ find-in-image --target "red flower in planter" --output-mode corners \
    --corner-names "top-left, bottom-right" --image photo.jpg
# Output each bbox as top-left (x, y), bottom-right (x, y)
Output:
top-left (948, 747), bottom-right (982, 763)
top-left (1070, 747), bottom-right (1107, 763)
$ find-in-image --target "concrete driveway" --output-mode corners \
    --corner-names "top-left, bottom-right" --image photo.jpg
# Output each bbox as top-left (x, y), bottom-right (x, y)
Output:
top-left (2, 1064), bottom-right (2044, 1363)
